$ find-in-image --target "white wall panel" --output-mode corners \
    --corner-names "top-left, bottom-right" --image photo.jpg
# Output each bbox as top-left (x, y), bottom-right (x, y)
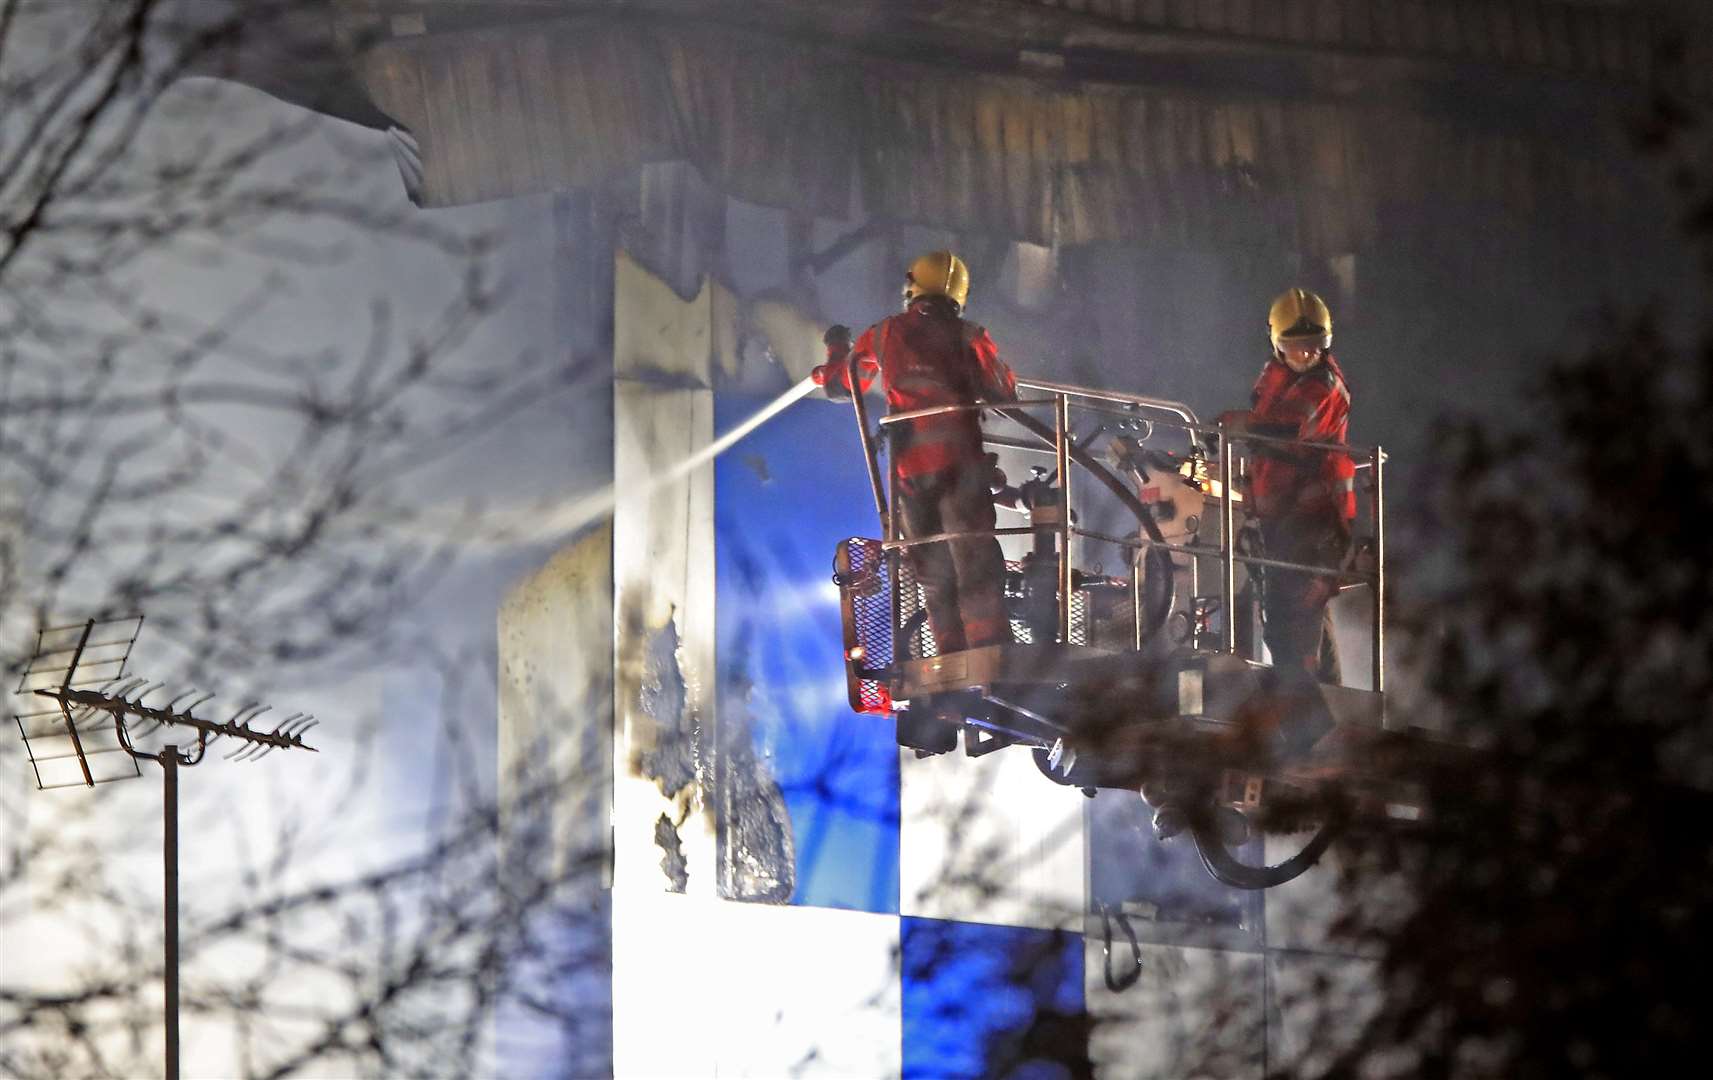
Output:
top-left (1262, 834), bottom-right (1412, 957)
top-left (1266, 952), bottom-right (1394, 1079)
top-left (1086, 941), bottom-right (1264, 1080)
top-left (613, 892), bottom-right (902, 1079)
top-left (900, 743), bottom-right (1086, 931)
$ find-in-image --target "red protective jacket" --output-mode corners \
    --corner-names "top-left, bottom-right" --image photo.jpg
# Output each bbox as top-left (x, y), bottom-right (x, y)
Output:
top-left (815, 299), bottom-right (1017, 479)
top-left (1247, 353), bottom-right (1356, 523)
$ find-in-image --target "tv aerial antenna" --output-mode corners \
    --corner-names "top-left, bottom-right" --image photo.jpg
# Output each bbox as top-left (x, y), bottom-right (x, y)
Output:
top-left (13, 615), bottom-right (319, 1080)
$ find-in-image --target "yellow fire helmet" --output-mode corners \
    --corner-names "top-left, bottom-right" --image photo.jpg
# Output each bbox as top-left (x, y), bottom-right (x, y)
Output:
top-left (903, 250), bottom-right (971, 310)
top-left (1268, 288), bottom-right (1333, 353)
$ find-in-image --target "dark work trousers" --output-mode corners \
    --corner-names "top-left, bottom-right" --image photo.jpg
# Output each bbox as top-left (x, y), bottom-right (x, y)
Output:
top-left (897, 465), bottom-right (1009, 653)
top-left (1259, 514), bottom-right (1347, 683)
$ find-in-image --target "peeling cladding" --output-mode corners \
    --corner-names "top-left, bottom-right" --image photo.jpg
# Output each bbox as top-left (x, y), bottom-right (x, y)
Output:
top-left (653, 812), bottom-right (690, 894)
top-left (720, 787), bottom-right (795, 903)
top-left (623, 598), bottom-right (710, 895)
top-left (636, 615), bottom-right (696, 799)
top-left (623, 495), bottom-right (797, 904)
top-left (717, 649), bottom-right (796, 905)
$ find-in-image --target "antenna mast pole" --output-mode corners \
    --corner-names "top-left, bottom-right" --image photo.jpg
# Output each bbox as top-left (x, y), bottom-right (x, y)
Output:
top-left (163, 746), bottom-right (180, 1080)
top-left (14, 615), bottom-right (320, 1080)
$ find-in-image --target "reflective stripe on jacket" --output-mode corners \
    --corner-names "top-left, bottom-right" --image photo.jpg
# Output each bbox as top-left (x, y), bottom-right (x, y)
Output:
top-left (1248, 353), bottom-right (1356, 522)
top-left (829, 299), bottom-right (1017, 479)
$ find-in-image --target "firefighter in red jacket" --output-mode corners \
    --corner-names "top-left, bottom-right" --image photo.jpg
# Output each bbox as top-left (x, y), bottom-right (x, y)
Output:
top-left (1220, 288), bottom-right (1356, 682)
top-left (813, 251), bottom-right (1018, 654)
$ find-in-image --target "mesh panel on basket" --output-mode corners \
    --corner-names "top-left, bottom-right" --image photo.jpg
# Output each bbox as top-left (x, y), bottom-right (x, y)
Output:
top-left (842, 539), bottom-right (896, 714)
top-left (846, 542), bottom-right (1093, 698)
top-left (1005, 559), bottom-right (1035, 645)
top-left (1002, 559), bottom-right (1090, 646)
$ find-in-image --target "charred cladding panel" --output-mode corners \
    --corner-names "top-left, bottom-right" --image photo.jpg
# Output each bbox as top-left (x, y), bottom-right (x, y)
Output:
top-left (351, 2), bottom-right (1703, 250)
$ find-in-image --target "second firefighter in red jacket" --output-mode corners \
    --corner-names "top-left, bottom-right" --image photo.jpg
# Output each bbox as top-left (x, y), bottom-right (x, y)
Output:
top-left (1221, 288), bottom-right (1356, 681)
top-left (814, 251), bottom-right (1018, 653)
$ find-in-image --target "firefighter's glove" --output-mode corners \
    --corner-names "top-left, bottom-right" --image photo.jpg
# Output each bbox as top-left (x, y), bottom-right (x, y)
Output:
top-left (814, 326), bottom-right (855, 400)
top-left (1215, 409), bottom-right (1252, 436)
top-left (811, 363), bottom-right (851, 401)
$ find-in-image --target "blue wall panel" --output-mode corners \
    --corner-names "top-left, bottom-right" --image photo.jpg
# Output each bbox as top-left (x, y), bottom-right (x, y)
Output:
top-left (901, 918), bottom-right (1087, 1080)
top-left (715, 393), bottom-right (900, 913)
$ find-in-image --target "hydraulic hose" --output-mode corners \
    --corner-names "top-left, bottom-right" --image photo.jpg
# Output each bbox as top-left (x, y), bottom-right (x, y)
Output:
top-left (1189, 806), bottom-right (1344, 890)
